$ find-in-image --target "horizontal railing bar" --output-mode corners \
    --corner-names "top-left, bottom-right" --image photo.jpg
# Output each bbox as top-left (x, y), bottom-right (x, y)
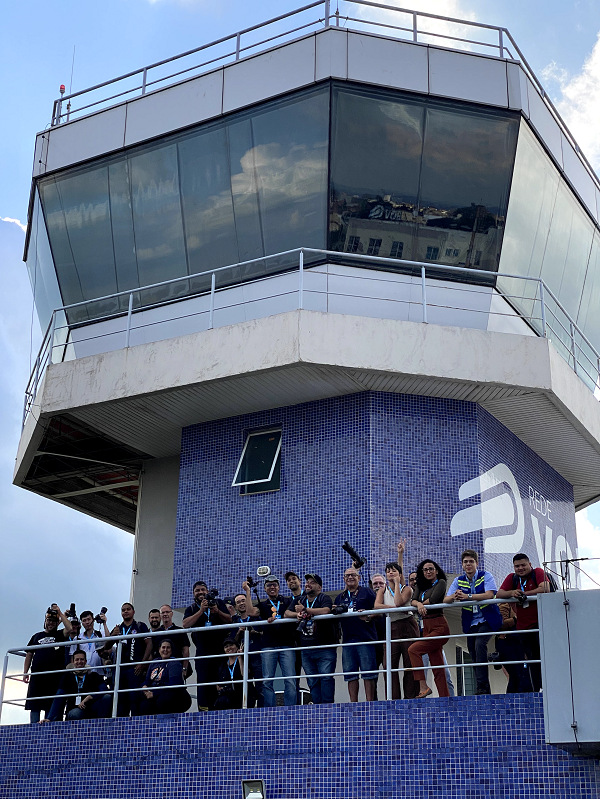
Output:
top-left (350, 0), bottom-right (505, 32)
top-left (345, 15), bottom-right (502, 51)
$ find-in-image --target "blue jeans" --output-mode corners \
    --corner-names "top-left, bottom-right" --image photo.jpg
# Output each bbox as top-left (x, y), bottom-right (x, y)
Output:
top-left (301, 647), bottom-right (336, 703)
top-left (261, 646), bottom-right (297, 707)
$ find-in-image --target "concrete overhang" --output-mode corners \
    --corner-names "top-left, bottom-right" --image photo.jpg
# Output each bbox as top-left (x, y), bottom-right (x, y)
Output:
top-left (14, 310), bottom-right (600, 521)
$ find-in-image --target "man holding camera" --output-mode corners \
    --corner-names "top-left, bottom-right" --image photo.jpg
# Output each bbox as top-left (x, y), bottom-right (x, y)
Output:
top-left (24, 605), bottom-right (73, 723)
top-left (497, 553), bottom-right (550, 691)
top-left (334, 568), bottom-right (378, 702)
top-left (183, 581), bottom-right (231, 709)
top-left (285, 574), bottom-right (337, 704)
top-left (75, 610), bottom-right (110, 676)
top-left (244, 576), bottom-right (297, 707)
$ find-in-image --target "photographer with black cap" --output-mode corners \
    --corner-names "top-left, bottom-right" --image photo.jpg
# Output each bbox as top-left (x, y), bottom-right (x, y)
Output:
top-left (23, 605), bottom-right (73, 723)
top-left (244, 575), bottom-right (297, 706)
top-left (285, 574), bottom-right (337, 704)
top-left (182, 580), bottom-right (231, 710)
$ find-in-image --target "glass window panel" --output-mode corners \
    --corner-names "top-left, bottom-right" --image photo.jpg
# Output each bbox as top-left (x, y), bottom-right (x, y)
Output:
top-left (129, 143), bottom-right (188, 291)
top-left (416, 104), bottom-right (518, 272)
top-left (330, 85), bottom-right (423, 261)
top-left (26, 189), bottom-right (64, 332)
top-left (233, 430), bottom-right (282, 487)
top-left (108, 160), bottom-right (139, 300)
top-left (578, 232), bottom-right (600, 348)
top-left (178, 126), bottom-right (239, 278)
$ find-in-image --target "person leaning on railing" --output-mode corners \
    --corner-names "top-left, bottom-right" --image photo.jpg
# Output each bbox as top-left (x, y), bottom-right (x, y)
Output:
top-left (43, 649), bottom-right (112, 722)
top-left (104, 602), bottom-right (153, 717)
top-left (23, 604), bottom-right (73, 724)
top-left (140, 639), bottom-right (192, 716)
top-left (408, 560), bottom-right (450, 698)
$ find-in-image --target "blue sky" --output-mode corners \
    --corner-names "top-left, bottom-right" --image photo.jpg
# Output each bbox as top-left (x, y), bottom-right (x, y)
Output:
top-left (1, 0), bottom-right (600, 722)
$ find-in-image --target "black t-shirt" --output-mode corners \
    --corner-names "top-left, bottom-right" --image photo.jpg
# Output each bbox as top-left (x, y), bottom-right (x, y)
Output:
top-left (152, 625), bottom-right (190, 660)
top-left (334, 587), bottom-right (378, 642)
top-left (116, 620), bottom-right (151, 664)
top-left (27, 629), bottom-right (68, 672)
top-left (257, 596), bottom-right (295, 649)
top-left (295, 592), bottom-right (337, 647)
top-left (183, 599), bottom-right (230, 654)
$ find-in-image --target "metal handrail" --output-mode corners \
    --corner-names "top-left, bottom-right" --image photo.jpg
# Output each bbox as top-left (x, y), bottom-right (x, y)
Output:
top-left (22, 247), bottom-right (600, 430)
top-left (45, 1), bottom-right (600, 200)
top-left (0, 597), bottom-right (540, 722)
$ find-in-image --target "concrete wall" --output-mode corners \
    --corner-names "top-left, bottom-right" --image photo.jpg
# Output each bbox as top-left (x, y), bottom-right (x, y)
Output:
top-left (1, 695), bottom-right (598, 798)
top-left (131, 456), bottom-right (180, 615)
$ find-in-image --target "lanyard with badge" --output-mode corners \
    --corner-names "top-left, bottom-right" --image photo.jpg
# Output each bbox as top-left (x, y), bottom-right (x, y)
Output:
top-left (121, 623), bottom-right (135, 659)
top-left (519, 577), bottom-right (530, 608)
top-left (420, 578), bottom-right (438, 603)
top-left (75, 674), bottom-right (85, 706)
top-left (304, 597), bottom-right (317, 636)
top-left (269, 600), bottom-right (282, 620)
top-left (346, 590), bottom-right (358, 613)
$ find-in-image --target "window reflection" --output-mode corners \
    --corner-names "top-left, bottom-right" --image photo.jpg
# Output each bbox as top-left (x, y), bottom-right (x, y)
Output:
top-left (329, 85), bottom-right (518, 276)
top-left (38, 85), bottom-right (329, 322)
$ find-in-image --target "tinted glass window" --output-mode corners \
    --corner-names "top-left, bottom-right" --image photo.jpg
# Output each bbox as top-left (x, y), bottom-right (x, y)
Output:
top-left (233, 430), bottom-right (282, 495)
top-left (38, 85), bottom-right (329, 322)
top-left (329, 85), bottom-right (518, 277)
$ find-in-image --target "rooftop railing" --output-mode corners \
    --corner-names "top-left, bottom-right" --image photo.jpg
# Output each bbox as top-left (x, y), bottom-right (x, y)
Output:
top-left (47, 1), bottom-right (600, 199)
top-left (22, 249), bottom-right (600, 429)
top-left (0, 598), bottom-right (539, 724)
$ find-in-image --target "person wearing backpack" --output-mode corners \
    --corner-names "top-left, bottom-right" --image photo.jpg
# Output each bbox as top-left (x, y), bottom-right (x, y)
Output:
top-left (497, 553), bottom-right (550, 691)
top-left (444, 550), bottom-right (501, 695)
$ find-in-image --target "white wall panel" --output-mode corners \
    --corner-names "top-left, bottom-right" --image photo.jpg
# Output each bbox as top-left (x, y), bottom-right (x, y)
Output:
top-left (124, 70), bottom-right (224, 146)
top-left (45, 105), bottom-right (127, 172)
top-left (526, 79), bottom-right (563, 167)
top-left (315, 28), bottom-right (348, 80)
top-left (429, 49), bottom-right (508, 107)
top-left (560, 133), bottom-right (598, 221)
top-left (33, 133), bottom-right (48, 177)
top-left (507, 62), bottom-right (526, 112)
top-left (223, 37), bottom-right (316, 114)
top-left (347, 33), bottom-right (428, 94)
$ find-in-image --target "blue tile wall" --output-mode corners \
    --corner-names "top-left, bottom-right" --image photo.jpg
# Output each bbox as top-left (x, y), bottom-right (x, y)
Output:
top-left (1, 695), bottom-right (599, 798)
top-left (173, 392), bottom-right (577, 605)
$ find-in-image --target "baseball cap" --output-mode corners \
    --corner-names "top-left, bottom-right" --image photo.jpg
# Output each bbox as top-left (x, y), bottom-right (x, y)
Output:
top-left (264, 576), bottom-right (280, 584)
top-left (304, 573), bottom-right (323, 587)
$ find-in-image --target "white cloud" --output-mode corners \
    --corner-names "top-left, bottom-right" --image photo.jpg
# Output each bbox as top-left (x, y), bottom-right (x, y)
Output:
top-left (575, 508), bottom-right (600, 590)
top-left (0, 216), bottom-right (26, 233)
top-left (542, 32), bottom-right (600, 172)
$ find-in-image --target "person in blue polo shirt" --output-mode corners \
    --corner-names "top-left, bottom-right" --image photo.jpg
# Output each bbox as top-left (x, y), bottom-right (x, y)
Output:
top-left (444, 549), bottom-right (501, 695)
top-left (334, 567), bottom-right (378, 702)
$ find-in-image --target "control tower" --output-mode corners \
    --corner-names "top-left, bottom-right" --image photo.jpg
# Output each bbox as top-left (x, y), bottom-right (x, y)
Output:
top-left (6, 3), bottom-right (600, 796)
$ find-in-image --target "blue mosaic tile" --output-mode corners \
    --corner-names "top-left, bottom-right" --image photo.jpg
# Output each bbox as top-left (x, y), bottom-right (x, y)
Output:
top-left (173, 392), bottom-right (577, 605)
top-left (0, 695), bottom-right (598, 798)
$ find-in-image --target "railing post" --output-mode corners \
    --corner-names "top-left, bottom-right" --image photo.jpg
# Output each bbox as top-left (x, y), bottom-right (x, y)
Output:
top-left (0, 653), bottom-right (9, 724)
top-left (539, 281), bottom-right (547, 338)
top-left (385, 613), bottom-right (392, 700)
top-left (242, 627), bottom-right (250, 709)
top-left (324, 0), bottom-right (330, 27)
top-left (111, 640), bottom-right (123, 719)
top-left (421, 266), bottom-right (428, 324)
top-left (47, 312), bottom-right (57, 366)
top-left (209, 272), bottom-right (216, 329)
top-left (235, 32), bottom-right (241, 60)
top-left (141, 68), bottom-right (148, 95)
top-left (570, 322), bottom-right (578, 374)
top-left (125, 292), bottom-right (134, 348)
top-left (298, 250), bottom-right (304, 310)
top-left (412, 12), bottom-right (418, 42)
top-left (498, 29), bottom-right (504, 58)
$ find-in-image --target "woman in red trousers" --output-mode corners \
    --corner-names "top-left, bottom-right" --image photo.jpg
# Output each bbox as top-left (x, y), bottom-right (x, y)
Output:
top-left (408, 559), bottom-right (450, 698)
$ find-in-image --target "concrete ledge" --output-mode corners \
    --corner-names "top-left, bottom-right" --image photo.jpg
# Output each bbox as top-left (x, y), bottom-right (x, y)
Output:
top-left (14, 311), bottom-right (600, 512)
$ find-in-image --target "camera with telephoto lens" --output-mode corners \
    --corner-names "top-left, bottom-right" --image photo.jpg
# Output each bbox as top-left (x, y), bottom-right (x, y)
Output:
top-left (206, 588), bottom-right (219, 607)
top-left (342, 541), bottom-right (366, 570)
top-left (65, 603), bottom-right (78, 621)
top-left (46, 606), bottom-right (59, 619)
top-left (94, 607), bottom-right (108, 624)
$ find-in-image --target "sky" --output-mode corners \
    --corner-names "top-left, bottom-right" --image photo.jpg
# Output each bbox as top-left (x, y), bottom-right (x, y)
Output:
top-left (1, 0), bottom-right (600, 723)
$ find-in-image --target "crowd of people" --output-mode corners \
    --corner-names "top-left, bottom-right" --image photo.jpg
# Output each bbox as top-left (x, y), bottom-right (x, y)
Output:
top-left (22, 541), bottom-right (550, 723)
